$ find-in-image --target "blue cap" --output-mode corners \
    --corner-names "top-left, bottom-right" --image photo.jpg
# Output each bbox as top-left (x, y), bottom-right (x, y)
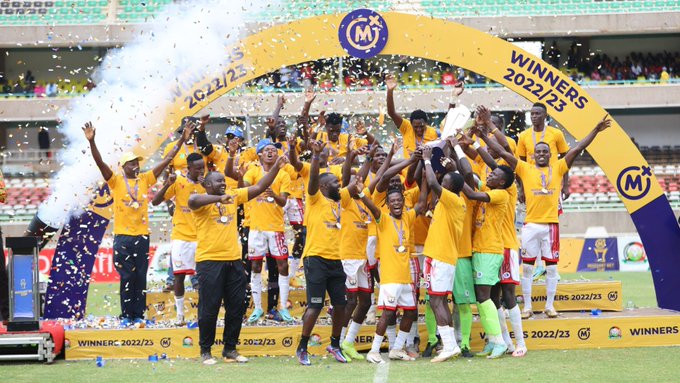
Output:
top-left (225, 125), bottom-right (244, 139)
top-left (256, 138), bottom-right (282, 154)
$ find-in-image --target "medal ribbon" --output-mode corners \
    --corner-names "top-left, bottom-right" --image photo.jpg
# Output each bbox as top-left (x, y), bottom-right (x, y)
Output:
top-left (532, 127), bottom-right (546, 149)
top-left (537, 164), bottom-right (552, 191)
top-left (326, 197), bottom-right (341, 227)
top-left (354, 200), bottom-right (370, 223)
top-left (390, 216), bottom-right (404, 248)
top-left (123, 174), bottom-right (139, 204)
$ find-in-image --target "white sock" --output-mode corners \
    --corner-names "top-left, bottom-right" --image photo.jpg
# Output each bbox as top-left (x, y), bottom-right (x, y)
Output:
top-left (278, 274), bottom-right (290, 310)
top-left (498, 308), bottom-right (513, 349)
top-left (290, 258), bottom-right (300, 277)
top-left (340, 327), bottom-right (347, 343)
top-left (438, 325), bottom-right (456, 352)
top-left (489, 333), bottom-right (505, 345)
top-left (386, 325), bottom-right (397, 350)
top-left (370, 334), bottom-right (384, 353)
top-left (521, 263), bottom-right (534, 311)
top-left (394, 330), bottom-right (408, 350)
top-left (406, 322), bottom-right (417, 346)
top-left (251, 272), bottom-right (263, 310)
top-left (175, 295), bottom-right (184, 317)
top-left (508, 305), bottom-right (526, 348)
top-left (345, 320), bottom-right (362, 345)
top-left (545, 264), bottom-right (558, 310)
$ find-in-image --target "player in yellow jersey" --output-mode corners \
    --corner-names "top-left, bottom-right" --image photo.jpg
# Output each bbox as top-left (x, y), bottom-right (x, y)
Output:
top-left (296, 141), bottom-right (349, 366)
top-left (83, 121), bottom-right (192, 326)
top-left (465, 108), bottom-right (527, 356)
top-left (243, 138), bottom-right (295, 323)
top-left (454, 135), bottom-right (516, 359)
top-left (419, 145), bottom-right (467, 362)
top-left (484, 114), bottom-right (612, 320)
top-left (151, 153), bottom-right (205, 324)
top-left (351, 180), bottom-right (421, 364)
top-left (516, 103), bottom-right (571, 279)
top-left (386, 75), bottom-right (463, 156)
top-left (189, 155), bottom-right (286, 365)
top-left (313, 112), bottom-right (373, 162)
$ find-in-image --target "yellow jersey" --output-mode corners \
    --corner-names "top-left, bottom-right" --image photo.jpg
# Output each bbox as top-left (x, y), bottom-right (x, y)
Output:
top-left (472, 185), bottom-right (509, 255)
top-left (314, 132), bottom-right (368, 161)
top-left (515, 158), bottom-right (569, 224)
top-left (242, 166), bottom-right (291, 232)
top-left (107, 171), bottom-right (156, 236)
top-left (515, 126), bottom-right (569, 165)
top-left (193, 188), bottom-right (248, 262)
top-left (162, 140), bottom-right (201, 173)
top-left (423, 189), bottom-right (466, 265)
top-left (339, 187), bottom-right (371, 260)
top-left (399, 119), bottom-right (439, 156)
top-left (303, 190), bottom-right (342, 260)
top-left (164, 175), bottom-right (206, 241)
top-left (376, 209), bottom-right (416, 284)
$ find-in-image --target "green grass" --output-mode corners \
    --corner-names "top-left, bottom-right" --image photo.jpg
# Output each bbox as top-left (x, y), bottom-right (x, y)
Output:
top-left (2, 347), bottom-right (680, 383)
top-left (84, 271), bottom-right (658, 317)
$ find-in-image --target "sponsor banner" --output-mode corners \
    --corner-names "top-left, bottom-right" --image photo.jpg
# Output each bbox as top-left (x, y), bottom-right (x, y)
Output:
top-left (65, 312), bottom-right (680, 359)
top-left (518, 280), bottom-right (622, 312)
top-left (577, 238), bottom-right (620, 272)
top-left (146, 280), bottom-right (622, 321)
top-left (617, 235), bottom-right (650, 272)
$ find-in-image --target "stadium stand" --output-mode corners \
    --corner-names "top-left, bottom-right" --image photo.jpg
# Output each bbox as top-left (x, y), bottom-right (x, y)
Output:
top-left (1, 0), bottom-right (679, 26)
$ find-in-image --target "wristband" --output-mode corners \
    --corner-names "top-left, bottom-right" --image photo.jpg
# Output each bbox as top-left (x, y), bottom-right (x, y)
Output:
top-left (424, 160), bottom-right (432, 165)
top-left (454, 144), bottom-right (465, 159)
top-left (491, 128), bottom-right (499, 134)
top-left (357, 191), bottom-right (365, 198)
top-left (472, 141), bottom-right (481, 150)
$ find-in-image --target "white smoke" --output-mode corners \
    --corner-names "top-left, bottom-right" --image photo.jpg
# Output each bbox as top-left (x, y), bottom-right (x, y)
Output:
top-left (38, 0), bottom-right (277, 227)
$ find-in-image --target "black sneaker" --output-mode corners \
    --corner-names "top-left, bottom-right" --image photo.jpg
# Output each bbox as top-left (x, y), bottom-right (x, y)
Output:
top-left (422, 339), bottom-right (441, 358)
top-left (223, 349), bottom-right (248, 363)
top-left (461, 347), bottom-right (474, 358)
top-left (201, 352), bottom-right (217, 365)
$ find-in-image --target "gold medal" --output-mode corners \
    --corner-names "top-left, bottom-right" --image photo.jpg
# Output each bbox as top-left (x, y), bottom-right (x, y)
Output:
top-left (131, 201), bottom-right (140, 209)
top-left (266, 197), bottom-right (274, 202)
top-left (541, 188), bottom-right (548, 194)
top-left (397, 245), bottom-right (406, 253)
top-left (220, 216), bottom-right (228, 223)
top-left (335, 222), bottom-right (342, 229)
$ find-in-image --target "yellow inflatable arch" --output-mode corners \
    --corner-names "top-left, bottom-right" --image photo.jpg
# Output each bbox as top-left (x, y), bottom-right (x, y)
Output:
top-left (138, 11), bottom-right (680, 310)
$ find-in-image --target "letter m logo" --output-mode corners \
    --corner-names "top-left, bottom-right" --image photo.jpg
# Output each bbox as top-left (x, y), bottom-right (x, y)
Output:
top-left (354, 25), bottom-right (372, 42)
top-left (624, 174), bottom-right (642, 191)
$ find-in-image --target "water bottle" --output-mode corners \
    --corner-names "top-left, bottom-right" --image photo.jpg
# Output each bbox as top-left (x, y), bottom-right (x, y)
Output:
top-left (96, 356), bottom-right (105, 367)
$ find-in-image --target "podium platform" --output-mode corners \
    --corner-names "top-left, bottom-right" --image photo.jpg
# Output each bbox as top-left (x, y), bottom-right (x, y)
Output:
top-left (65, 308), bottom-right (679, 360)
top-left (145, 280), bottom-right (623, 321)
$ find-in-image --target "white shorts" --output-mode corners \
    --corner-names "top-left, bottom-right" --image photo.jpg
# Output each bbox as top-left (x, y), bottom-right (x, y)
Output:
top-left (500, 249), bottom-right (520, 285)
top-left (423, 257), bottom-right (455, 296)
top-left (248, 230), bottom-right (289, 260)
top-left (342, 259), bottom-right (373, 293)
top-left (171, 240), bottom-right (197, 275)
top-left (366, 236), bottom-right (378, 267)
top-left (520, 223), bottom-right (560, 263)
top-left (409, 257), bottom-right (421, 287)
top-left (284, 198), bottom-right (304, 225)
top-left (377, 283), bottom-right (417, 311)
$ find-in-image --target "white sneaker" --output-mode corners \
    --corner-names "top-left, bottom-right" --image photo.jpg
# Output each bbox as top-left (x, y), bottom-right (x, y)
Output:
top-left (366, 351), bottom-right (385, 364)
top-left (176, 314), bottom-right (185, 325)
top-left (388, 348), bottom-right (415, 361)
top-left (431, 346), bottom-right (461, 363)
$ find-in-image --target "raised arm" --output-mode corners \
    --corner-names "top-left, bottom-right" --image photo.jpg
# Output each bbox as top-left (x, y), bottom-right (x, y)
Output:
top-left (421, 146), bottom-right (442, 197)
top-left (376, 145), bottom-right (421, 193)
top-left (307, 140), bottom-right (326, 196)
top-left (195, 115), bottom-right (211, 155)
top-left (288, 135), bottom-right (304, 172)
top-left (247, 156), bottom-right (288, 201)
top-left (348, 178), bottom-right (381, 221)
top-left (151, 171), bottom-right (176, 206)
top-left (415, 171), bottom-right (429, 216)
top-left (152, 122), bottom-right (192, 178)
top-left (385, 75), bottom-right (404, 129)
top-left (476, 105), bottom-right (513, 154)
top-left (369, 140), bottom-right (397, 193)
top-left (479, 130), bottom-right (517, 170)
top-left (82, 122), bottom-right (113, 181)
top-left (447, 136), bottom-right (476, 188)
top-left (224, 138), bottom-right (240, 181)
top-left (301, 87), bottom-right (316, 119)
top-left (563, 115), bottom-right (611, 168)
top-left (356, 144), bottom-right (377, 183)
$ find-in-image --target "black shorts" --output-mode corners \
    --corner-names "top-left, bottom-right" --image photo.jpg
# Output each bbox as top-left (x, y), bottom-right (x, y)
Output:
top-left (303, 256), bottom-right (347, 309)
